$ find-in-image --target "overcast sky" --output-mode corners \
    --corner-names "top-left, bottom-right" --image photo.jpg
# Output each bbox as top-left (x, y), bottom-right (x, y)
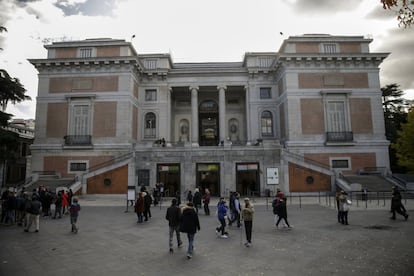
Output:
top-left (1, 0), bottom-right (413, 119)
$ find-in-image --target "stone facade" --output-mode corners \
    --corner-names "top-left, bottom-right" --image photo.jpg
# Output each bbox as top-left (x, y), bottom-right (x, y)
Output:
top-left (29, 34), bottom-right (390, 196)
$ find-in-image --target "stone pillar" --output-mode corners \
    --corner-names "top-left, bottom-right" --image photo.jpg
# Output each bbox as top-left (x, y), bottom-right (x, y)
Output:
top-left (166, 87), bottom-right (173, 146)
top-left (190, 86), bottom-right (199, 146)
top-left (244, 85), bottom-right (252, 145)
top-left (218, 85), bottom-right (227, 144)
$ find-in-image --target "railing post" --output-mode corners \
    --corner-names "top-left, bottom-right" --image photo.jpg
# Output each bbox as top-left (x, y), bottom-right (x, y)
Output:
top-left (299, 195), bottom-right (301, 209)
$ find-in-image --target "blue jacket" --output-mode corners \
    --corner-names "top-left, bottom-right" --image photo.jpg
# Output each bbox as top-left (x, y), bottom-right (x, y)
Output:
top-left (217, 203), bottom-right (228, 220)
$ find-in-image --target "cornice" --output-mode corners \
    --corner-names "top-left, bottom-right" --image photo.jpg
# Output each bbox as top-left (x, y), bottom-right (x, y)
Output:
top-left (29, 56), bottom-right (143, 73)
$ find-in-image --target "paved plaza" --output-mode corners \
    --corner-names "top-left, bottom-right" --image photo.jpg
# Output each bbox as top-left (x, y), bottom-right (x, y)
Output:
top-left (0, 197), bottom-right (413, 276)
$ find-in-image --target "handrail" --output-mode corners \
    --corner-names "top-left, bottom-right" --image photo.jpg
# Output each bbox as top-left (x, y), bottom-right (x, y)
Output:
top-left (86, 152), bottom-right (133, 174)
top-left (283, 149), bottom-right (331, 170)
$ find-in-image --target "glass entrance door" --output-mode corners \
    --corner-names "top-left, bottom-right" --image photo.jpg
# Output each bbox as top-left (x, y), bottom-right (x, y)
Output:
top-left (196, 163), bottom-right (220, 196)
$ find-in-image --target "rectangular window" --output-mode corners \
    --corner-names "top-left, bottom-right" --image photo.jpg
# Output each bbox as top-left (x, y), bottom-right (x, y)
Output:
top-left (258, 58), bottom-right (272, 67)
top-left (323, 44), bottom-right (337, 54)
top-left (145, 89), bottom-right (157, 101)
top-left (145, 59), bottom-right (157, 69)
top-left (137, 169), bottom-right (150, 186)
top-left (79, 48), bottom-right (93, 58)
top-left (260, 87), bottom-right (271, 99)
top-left (330, 158), bottom-right (351, 170)
top-left (327, 101), bottom-right (346, 132)
top-left (71, 105), bottom-right (91, 135)
top-left (69, 162), bottom-right (88, 172)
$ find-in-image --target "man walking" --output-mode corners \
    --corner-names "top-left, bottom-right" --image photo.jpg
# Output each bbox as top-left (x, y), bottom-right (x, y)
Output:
top-left (24, 195), bottom-right (41, 233)
top-left (165, 198), bottom-right (183, 253)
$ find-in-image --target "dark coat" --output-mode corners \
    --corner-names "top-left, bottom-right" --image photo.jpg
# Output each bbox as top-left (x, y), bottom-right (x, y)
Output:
top-left (193, 192), bottom-right (202, 205)
top-left (180, 206), bottom-right (200, 234)
top-left (135, 197), bottom-right (144, 213)
top-left (166, 205), bottom-right (181, 227)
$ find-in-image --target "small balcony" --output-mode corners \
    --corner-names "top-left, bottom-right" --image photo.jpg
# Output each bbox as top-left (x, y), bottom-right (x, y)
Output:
top-left (326, 131), bottom-right (353, 143)
top-left (64, 135), bottom-right (92, 146)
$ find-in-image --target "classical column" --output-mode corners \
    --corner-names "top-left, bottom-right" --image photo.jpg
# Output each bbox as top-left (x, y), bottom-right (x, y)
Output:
top-left (190, 86), bottom-right (199, 146)
top-left (166, 87), bottom-right (173, 146)
top-left (218, 85), bottom-right (227, 144)
top-left (244, 85), bottom-right (252, 145)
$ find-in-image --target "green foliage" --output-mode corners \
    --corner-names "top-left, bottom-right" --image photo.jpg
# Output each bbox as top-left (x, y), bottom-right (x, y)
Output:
top-left (382, 83), bottom-right (409, 173)
top-left (393, 108), bottom-right (414, 173)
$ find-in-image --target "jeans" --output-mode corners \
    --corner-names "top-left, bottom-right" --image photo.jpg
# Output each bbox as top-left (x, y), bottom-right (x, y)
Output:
top-left (217, 218), bottom-right (226, 235)
top-left (204, 203), bottom-right (210, 215)
top-left (187, 233), bottom-right (195, 255)
top-left (244, 220), bottom-right (252, 243)
top-left (26, 213), bottom-right (39, 231)
top-left (169, 225), bottom-right (182, 249)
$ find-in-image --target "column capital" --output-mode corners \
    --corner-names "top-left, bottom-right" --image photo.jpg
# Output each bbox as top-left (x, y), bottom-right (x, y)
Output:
top-left (189, 86), bottom-right (199, 92)
top-left (217, 85), bottom-right (227, 91)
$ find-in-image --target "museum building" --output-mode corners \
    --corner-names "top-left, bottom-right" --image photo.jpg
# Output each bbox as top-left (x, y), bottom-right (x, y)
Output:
top-left (28, 34), bottom-right (390, 197)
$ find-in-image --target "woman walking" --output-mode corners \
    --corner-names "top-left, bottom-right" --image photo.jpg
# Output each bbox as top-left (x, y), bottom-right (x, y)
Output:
top-left (180, 202), bottom-right (200, 259)
top-left (241, 198), bottom-right (254, 247)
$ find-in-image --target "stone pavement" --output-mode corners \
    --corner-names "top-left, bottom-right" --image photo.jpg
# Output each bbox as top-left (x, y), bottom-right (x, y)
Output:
top-left (0, 197), bottom-right (413, 276)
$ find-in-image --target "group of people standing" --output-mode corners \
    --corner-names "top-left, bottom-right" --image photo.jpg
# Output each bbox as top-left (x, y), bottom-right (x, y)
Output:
top-left (1, 186), bottom-right (81, 234)
top-left (134, 187), bottom-right (153, 223)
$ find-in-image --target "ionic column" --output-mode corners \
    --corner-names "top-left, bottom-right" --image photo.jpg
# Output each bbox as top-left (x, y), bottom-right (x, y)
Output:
top-left (244, 85), bottom-right (252, 145)
top-left (218, 85), bottom-right (227, 144)
top-left (190, 86), bottom-right (199, 146)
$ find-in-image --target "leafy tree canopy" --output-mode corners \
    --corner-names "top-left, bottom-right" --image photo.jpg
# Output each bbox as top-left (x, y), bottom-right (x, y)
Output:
top-left (381, 0), bottom-right (414, 28)
top-left (393, 108), bottom-right (414, 173)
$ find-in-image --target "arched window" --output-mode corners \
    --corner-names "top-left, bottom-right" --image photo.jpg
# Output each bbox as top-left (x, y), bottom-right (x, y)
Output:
top-left (261, 111), bottom-right (273, 137)
top-left (144, 112), bottom-right (156, 138)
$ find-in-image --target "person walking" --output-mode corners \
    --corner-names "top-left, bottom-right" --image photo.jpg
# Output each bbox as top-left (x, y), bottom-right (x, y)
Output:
top-left (216, 197), bottom-right (229, 238)
top-left (165, 198), bottom-right (183, 253)
top-left (229, 192), bottom-right (241, 228)
top-left (390, 186), bottom-right (409, 220)
top-left (202, 189), bottom-right (210, 215)
top-left (143, 192), bottom-right (152, 221)
top-left (193, 188), bottom-right (202, 213)
top-left (134, 192), bottom-right (145, 223)
top-left (69, 197), bottom-right (81, 233)
top-left (338, 191), bottom-right (350, 225)
top-left (275, 196), bottom-right (291, 229)
top-left (186, 190), bottom-right (193, 203)
top-left (24, 195), bottom-right (41, 233)
top-left (62, 190), bottom-right (69, 215)
top-left (53, 191), bottom-right (62, 219)
top-left (180, 202), bottom-right (200, 259)
top-left (241, 198), bottom-right (254, 247)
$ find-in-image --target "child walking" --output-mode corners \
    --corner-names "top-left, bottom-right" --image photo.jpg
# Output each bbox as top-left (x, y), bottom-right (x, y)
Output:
top-left (69, 197), bottom-right (81, 233)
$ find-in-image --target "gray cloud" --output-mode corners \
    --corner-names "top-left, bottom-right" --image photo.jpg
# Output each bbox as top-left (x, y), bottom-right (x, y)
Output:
top-left (55, 0), bottom-right (115, 16)
top-left (365, 5), bottom-right (397, 20)
top-left (283, 0), bottom-right (362, 14)
top-left (378, 28), bottom-right (414, 93)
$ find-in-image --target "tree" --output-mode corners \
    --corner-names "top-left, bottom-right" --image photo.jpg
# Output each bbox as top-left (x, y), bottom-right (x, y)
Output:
top-left (0, 69), bottom-right (31, 112)
top-left (393, 108), bottom-right (414, 173)
top-left (382, 84), bottom-right (408, 173)
top-left (381, 0), bottom-right (414, 28)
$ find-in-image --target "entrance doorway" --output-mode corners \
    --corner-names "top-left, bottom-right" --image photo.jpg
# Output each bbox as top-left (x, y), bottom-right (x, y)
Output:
top-left (199, 100), bottom-right (219, 146)
top-left (236, 163), bottom-right (260, 196)
top-left (157, 164), bottom-right (180, 197)
top-left (197, 163), bottom-right (220, 196)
